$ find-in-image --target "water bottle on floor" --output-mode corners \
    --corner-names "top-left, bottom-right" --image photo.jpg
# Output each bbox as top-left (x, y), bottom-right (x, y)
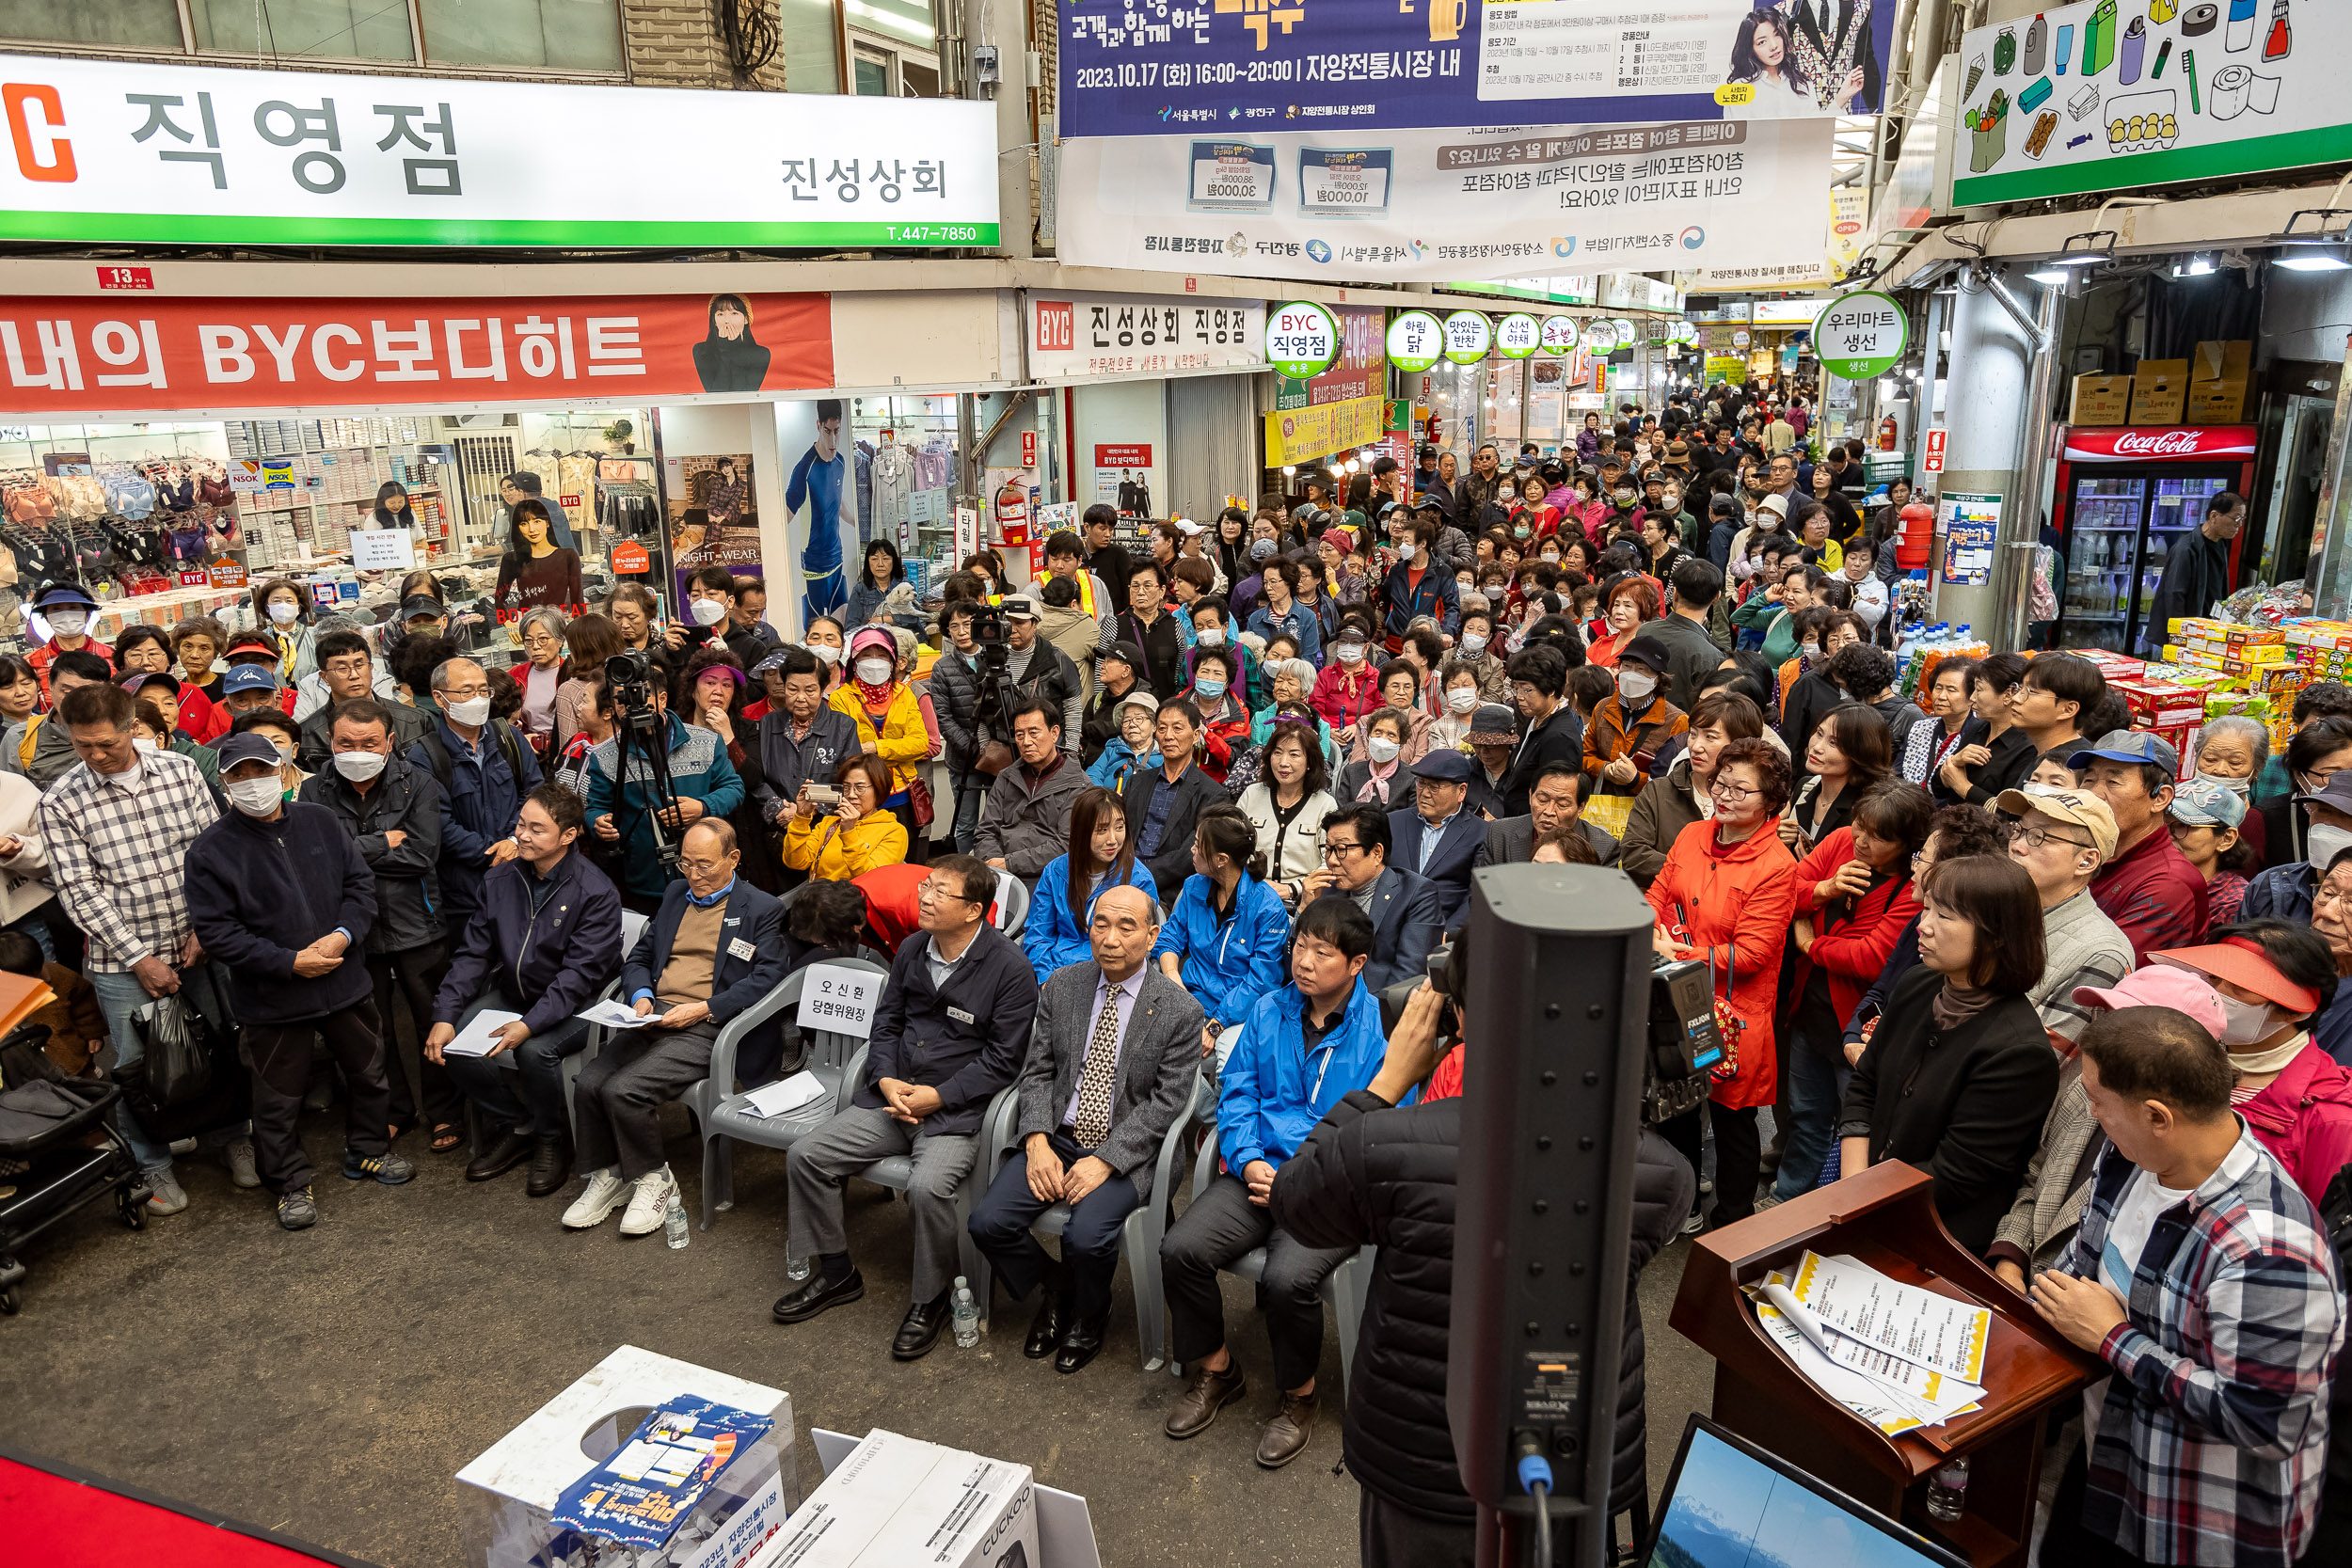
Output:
top-left (1925, 1455), bottom-right (1969, 1521)
top-left (786, 1254), bottom-right (812, 1282)
top-left (951, 1276), bottom-right (980, 1348)
top-left (664, 1194), bottom-right (690, 1250)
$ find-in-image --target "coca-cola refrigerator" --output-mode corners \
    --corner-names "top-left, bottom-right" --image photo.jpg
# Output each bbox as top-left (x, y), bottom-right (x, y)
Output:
top-left (2053, 425), bottom-right (2258, 654)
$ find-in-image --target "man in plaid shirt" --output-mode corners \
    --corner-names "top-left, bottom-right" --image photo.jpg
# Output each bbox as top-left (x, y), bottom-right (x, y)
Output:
top-left (36, 680), bottom-right (243, 1215)
top-left (2032, 1006), bottom-right (2344, 1568)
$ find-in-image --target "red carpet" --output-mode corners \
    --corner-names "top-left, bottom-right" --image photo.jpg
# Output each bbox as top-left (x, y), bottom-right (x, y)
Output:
top-left (0, 1450), bottom-right (373, 1568)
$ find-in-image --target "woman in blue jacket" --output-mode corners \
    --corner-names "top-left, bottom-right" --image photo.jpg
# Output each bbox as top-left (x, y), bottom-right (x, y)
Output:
top-left (1152, 803), bottom-right (1294, 1056)
top-left (1379, 517), bottom-right (1461, 648)
top-left (1024, 785), bottom-right (1158, 976)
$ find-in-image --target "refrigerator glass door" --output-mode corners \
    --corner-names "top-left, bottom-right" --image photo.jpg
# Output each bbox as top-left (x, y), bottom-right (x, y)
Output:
top-left (2062, 474), bottom-right (2145, 652)
top-left (2137, 473), bottom-right (2235, 646)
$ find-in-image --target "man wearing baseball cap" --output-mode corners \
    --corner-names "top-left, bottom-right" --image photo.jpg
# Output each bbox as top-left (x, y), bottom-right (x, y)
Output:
top-left (993, 595), bottom-right (1083, 757)
top-left (2071, 731), bottom-right (2208, 964)
top-left (1387, 749), bottom-right (1487, 927)
top-left (219, 662), bottom-right (286, 720)
top-left (1080, 641), bottom-right (1147, 768)
top-left (1997, 784), bottom-right (2135, 1045)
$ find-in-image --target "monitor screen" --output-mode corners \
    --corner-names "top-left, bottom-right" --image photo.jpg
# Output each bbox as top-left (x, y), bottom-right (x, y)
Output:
top-left (1646, 1417), bottom-right (1968, 1568)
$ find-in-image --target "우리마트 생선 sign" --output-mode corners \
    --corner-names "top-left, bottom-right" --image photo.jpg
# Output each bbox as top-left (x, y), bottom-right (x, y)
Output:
top-left (1815, 290), bottom-right (1908, 380)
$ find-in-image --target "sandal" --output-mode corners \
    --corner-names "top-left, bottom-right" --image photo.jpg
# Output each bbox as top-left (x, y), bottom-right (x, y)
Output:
top-left (431, 1123), bottom-right (463, 1152)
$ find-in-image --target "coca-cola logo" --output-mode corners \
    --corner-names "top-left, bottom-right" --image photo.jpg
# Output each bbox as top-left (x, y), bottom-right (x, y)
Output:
top-left (2065, 424), bottom-right (2257, 462)
top-left (2112, 430), bottom-right (2212, 456)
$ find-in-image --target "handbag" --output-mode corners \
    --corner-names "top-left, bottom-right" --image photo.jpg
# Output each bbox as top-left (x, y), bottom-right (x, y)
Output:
top-left (132, 990), bottom-right (218, 1109)
top-left (908, 773), bottom-right (936, 829)
top-left (973, 738), bottom-right (1015, 777)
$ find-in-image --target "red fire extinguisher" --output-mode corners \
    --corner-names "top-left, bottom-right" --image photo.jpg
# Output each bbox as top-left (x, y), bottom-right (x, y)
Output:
top-left (1878, 415), bottom-right (1899, 451)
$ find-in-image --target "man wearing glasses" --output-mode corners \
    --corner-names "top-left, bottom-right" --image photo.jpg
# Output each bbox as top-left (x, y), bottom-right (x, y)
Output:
top-left (775, 853), bottom-right (1038, 1359)
top-left (295, 628), bottom-right (425, 769)
top-left (1297, 802), bottom-right (1441, 994)
top-left (406, 656), bottom-right (543, 943)
top-left (1997, 785), bottom-right (2134, 1043)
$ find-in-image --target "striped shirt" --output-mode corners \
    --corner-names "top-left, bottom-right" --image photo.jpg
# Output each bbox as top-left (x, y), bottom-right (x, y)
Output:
top-left (37, 751), bottom-right (220, 973)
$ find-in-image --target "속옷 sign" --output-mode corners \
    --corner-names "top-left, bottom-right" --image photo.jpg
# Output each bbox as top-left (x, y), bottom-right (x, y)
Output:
top-left (0, 52), bottom-right (999, 248)
top-left (1388, 310), bottom-right (1443, 372)
top-left (1815, 290), bottom-right (1909, 381)
top-left (1266, 301), bottom-right (1340, 380)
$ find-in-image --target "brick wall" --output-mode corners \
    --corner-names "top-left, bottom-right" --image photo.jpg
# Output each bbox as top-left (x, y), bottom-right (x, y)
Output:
top-left (625, 0), bottom-right (787, 91)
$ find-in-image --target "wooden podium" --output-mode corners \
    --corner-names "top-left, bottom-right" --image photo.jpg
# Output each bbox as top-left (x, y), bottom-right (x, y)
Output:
top-left (1668, 1163), bottom-right (2106, 1568)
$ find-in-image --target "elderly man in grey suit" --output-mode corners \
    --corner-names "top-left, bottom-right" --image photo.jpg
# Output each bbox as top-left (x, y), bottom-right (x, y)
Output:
top-left (1483, 760), bottom-right (1620, 867)
top-left (967, 883), bottom-right (1204, 1374)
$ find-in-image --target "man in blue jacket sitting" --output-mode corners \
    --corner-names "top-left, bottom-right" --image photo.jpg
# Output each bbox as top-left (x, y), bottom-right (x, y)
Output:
top-left (1159, 896), bottom-right (1391, 1471)
top-left (429, 783), bottom-right (627, 1196)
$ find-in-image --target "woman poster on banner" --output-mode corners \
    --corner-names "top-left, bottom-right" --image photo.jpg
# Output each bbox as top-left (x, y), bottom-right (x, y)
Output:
top-left (670, 453), bottom-right (763, 611)
top-left (692, 293), bottom-right (772, 393)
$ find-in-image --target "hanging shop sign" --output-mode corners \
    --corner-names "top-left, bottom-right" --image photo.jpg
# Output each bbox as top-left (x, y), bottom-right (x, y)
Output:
top-left (1027, 292), bottom-right (1263, 381)
top-left (1276, 304), bottom-right (1385, 409)
top-left (1495, 313), bottom-right (1541, 358)
top-left (1950, 0), bottom-right (2350, 206)
top-left (1540, 315), bottom-right (1580, 355)
top-left (1266, 301), bottom-right (1342, 379)
top-left (0, 292), bottom-right (834, 418)
top-left (0, 54), bottom-right (998, 248)
top-left (1057, 3), bottom-right (1893, 137)
top-left (1582, 320), bottom-right (1620, 353)
top-left (1442, 311), bottom-right (1493, 365)
top-left (1265, 396), bottom-right (1385, 467)
top-left (1814, 290), bottom-right (1908, 380)
top-left (1057, 118), bottom-right (1835, 285)
top-left (1388, 310), bottom-right (1445, 372)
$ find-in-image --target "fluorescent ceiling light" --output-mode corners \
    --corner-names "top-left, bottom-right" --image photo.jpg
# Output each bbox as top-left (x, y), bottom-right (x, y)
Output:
top-left (2026, 269), bottom-right (2073, 286)
top-left (2275, 253), bottom-right (2352, 272)
top-left (2037, 253), bottom-right (2104, 268)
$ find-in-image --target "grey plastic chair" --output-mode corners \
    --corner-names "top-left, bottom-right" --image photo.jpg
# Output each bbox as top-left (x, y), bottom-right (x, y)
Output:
top-left (990, 869), bottom-right (1030, 938)
top-left (1170, 1104), bottom-right (1376, 1393)
top-left (693, 958), bottom-right (889, 1231)
top-left (980, 1068), bottom-right (1207, 1370)
top-left (462, 977), bottom-right (617, 1156)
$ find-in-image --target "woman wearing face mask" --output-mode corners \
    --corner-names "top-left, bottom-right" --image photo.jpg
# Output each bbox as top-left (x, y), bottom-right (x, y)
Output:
top-left (1251, 658), bottom-right (1342, 770)
top-left (1452, 610), bottom-right (1510, 703)
top-left (2167, 779), bottom-right (2257, 939)
top-left (1025, 785), bottom-right (1158, 974)
top-left (1236, 721), bottom-right (1338, 907)
top-left (2153, 921), bottom-right (2352, 1202)
top-left (1584, 640), bottom-right (1688, 798)
top-left (1336, 707), bottom-right (1412, 806)
top-left (2305, 857), bottom-right (2352, 1062)
top-left (494, 499), bottom-right (583, 615)
top-left (1347, 661), bottom-right (1435, 768)
top-left (802, 615), bottom-right (849, 694)
top-left (1182, 595), bottom-right (1257, 705)
top-left (1244, 559), bottom-right (1323, 669)
top-left (1835, 855), bottom-right (2057, 1253)
top-left (1429, 662), bottom-right (1486, 752)
top-left (1311, 614), bottom-right (1385, 750)
top-left (827, 627), bottom-right (931, 854)
top-left (25, 583), bottom-right (112, 698)
top-left (1565, 475), bottom-right (1609, 552)
top-left (1181, 647), bottom-right (1254, 786)
top-left (247, 578), bottom-right (320, 687)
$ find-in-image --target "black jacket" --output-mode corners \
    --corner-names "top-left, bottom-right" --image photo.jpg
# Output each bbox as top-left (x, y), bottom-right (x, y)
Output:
top-left (185, 801), bottom-right (376, 1026)
top-left (1839, 966), bottom-right (2060, 1255)
top-left (618, 879), bottom-right (789, 1062)
top-left (1273, 1093), bottom-right (1695, 1523)
top-left (295, 696), bottom-right (429, 773)
top-left (1502, 704), bottom-right (1583, 817)
top-left (1310, 866), bottom-right (1442, 994)
top-left (1928, 716), bottom-right (2038, 810)
top-left (435, 846), bottom-right (627, 1039)
top-left (1120, 759), bottom-right (1232, 900)
top-left (749, 706), bottom-right (862, 824)
top-left (1114, 608), bottom-right (1187, 703)
top-left (298, 758), bottom-right (444, 956)
top-left (1081, 676), bottom-right (1145, 766)
top-left (2146, 527), bottom-right (2232, 656)
top-left (851, 922), bottom-right (1037, 1139)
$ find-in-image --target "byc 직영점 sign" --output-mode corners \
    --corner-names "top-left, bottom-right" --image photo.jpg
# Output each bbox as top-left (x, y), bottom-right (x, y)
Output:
top-left (1815, 291), bottom-right (1909, 381)
top-left (1266, 301), bottom-right (1341, 379)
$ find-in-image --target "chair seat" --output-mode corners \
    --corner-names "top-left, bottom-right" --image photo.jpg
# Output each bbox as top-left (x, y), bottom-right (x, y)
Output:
top-left (1227, 1246), bottom-right (1271, 1284)
top-left (707, 1095), bottom-right (836, 1147)
top-left (863, 1153), bottom-right (914, 1188)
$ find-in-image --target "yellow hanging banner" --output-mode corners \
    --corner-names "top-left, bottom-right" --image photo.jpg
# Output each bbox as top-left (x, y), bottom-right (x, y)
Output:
top-left (1264, 394), bottom-right (1385, 466)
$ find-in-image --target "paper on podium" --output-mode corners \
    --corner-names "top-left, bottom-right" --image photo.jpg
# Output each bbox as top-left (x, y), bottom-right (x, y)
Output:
top-left (444, 1009), bottom-right (523, 1057)
top-left (1788, 1249), bottom-right (1994, 1384)
top-left (1751, 1270), bottom-right (1984, 1435)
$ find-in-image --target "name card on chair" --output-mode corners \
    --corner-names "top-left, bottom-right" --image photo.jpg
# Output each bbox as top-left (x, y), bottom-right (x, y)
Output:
top-left (802, 963), bottom-right (882, 1040)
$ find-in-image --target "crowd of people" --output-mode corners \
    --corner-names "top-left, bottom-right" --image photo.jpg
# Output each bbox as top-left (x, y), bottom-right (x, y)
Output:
top-left (7, 384), bottom-right (2347, 1567)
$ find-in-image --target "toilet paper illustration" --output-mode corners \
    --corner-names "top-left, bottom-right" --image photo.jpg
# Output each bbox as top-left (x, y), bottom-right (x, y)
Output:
top-left (2106, 88), bottom-right (2182, 151)
top-left (2207, 62), bottom-right (2281, 119)
top-left (2068, 82), bottom-right (2103, 121)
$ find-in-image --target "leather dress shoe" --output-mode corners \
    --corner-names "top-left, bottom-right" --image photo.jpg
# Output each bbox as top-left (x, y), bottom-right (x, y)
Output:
top-left (1053, 1311), bottom-right (1111, 1375)
top-left (772, 1269), bottom-right (865, 1324)
top-left (525, 1136), bottom-right (572, 1198)
top-left (465, 1128), bottom-right (533, 1182)
top-left (892, 1293), bottom-right (952, 1360)
top-left (1024, 1292), bottom-right (1070, 1360)
top-left (1164, 1359), bottom-right (1247, 1439)
top-left (1255, 1389), bottom-right (1321, 1469)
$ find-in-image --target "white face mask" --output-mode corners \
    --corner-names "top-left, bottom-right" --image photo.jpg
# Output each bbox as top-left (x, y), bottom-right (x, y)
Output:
top-left (2216, 993), bottom-right (2279, 1047)
top-left (227, 776), bottom-right (283, 816)
top-left (334, 750), bottom-right (388, 782)
top-left (1195, 627), bottom-right (1225, 646)
top-left (1446, 688), bottom-right (1480, 715)
top-left (446, 695), bottom-right (493, 727)
top-left (1396, 542), bottom-right (1417, 562)
top-left (1368, 736), bottom-right (1402, 764)
top-left (689, 596), bottom-right (730, 627)
top-left (132, 736), bottom-right (159, 754)
top-left (267, 599), bottom-right (300, 624)
top-left (2308, 822), bottom-right (2352, 876)
top-left (46, 610), bottom-right (87, 639)
top-left (1335, 641), bottom-right (1365, 665)
top-left (808, 642), bottom-right (841, 666)
top-left (854, 657), bottom-right (896, 686)
top-left (2209, 774), bottom-right (2251, 798)
top-left (1460, 633), bottom-right (1488, 658)
top-left (1618, 670), bottom-right (1659, 704)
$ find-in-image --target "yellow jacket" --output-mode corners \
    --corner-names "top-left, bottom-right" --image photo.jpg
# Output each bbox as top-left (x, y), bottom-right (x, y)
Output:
top-left (828, 681), bottom-right (931, 797)
top-left (782, 808), bottom-right (910, 881)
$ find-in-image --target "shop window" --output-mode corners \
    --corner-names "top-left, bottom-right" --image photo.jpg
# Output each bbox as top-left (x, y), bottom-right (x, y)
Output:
top-left (847, 24), bottom-right (942, 96)
top-left (419, 0), bottom-right (626, 73)
top-left (3, 1), bottom-right (183, 48)
top-left (188, 0), bottom-right (417, 61)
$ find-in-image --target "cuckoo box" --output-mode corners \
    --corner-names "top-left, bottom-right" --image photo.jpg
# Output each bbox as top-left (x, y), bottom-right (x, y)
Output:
top-left (753, 1429), bottom-right (1038, 1568)
top-left (2069, 374), bottom-right (2132, 426)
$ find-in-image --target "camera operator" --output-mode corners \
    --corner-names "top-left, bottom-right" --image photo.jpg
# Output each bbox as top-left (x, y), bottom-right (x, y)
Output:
top-left (582, 660), bottom-right (745, 913)
top-left (1271, 927), bottom-right (1697, 1568)
top-left (990, 597), bottom-right (1085, 756)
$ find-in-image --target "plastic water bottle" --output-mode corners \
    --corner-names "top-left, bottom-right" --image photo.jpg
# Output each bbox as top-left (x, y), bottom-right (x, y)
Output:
top-left (786, 1254), bottom-right (812, 1282)
top-left (950, 1276), bottom-right (980, 1348)
top-left (1926, 1455), bottom-right (1970, 1522)
top-left (663, 1194), bottom-right (690, 1250)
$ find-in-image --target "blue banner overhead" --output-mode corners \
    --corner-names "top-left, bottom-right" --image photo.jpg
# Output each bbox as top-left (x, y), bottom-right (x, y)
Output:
top-left (1059, 0), bottom-right (1894, 138)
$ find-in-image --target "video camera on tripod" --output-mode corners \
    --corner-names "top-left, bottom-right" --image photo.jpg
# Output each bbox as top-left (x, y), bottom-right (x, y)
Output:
top-left (967, 603), bottom-right (1025, 776)
top-left (602, 647), bottom-right (686, 876)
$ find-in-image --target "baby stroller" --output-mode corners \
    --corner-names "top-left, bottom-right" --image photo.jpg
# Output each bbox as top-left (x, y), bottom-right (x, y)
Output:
top-left (0, 1023), bottom-right (147, 1315)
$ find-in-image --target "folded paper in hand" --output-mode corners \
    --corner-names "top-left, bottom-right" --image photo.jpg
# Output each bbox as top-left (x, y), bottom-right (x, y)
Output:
top-left (443, 1009), bottom-right (523, 1057)
top-left (578, 998), bottom-right (655, 1029)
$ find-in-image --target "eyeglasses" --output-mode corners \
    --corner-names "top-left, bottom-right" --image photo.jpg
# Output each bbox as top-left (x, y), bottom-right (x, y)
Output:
top-left (679, 857), bottom-right (732, 875)
top-left (2014, 826), bottom-right (2094, 853)
top-left (1321, 840), bottom-right (1366, 860)
top-left (521, 634), bottom-right (561, 651)
top-left (917, 881), bottom-right (976, 905)
top-left (1708, 781), bottom-right (1759, 801)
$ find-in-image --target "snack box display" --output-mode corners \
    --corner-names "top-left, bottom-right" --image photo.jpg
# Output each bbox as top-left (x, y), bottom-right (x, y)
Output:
top-left (2112, 678), bottom-right (2207, 729)
top-left (2074, 648), bottom-right (2147, 681)
top-left (2172, 617), bottom-right (2285, 648)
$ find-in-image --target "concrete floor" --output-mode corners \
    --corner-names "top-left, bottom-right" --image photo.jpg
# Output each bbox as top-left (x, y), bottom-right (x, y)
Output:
top-left (0, 1102), bottom-right (1717, 1568)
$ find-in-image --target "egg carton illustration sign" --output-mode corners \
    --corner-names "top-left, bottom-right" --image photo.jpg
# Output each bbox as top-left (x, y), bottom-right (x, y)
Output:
top-left (1950, 0), bottom-right (2343, 205)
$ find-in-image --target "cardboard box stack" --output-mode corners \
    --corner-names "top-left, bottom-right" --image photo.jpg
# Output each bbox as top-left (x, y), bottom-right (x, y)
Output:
top-left (2069, 373), bottom-right (2133, 426)
top-left (754, 1429), bottom-right (1037, 1568)
top-left (2187, 340), bottom-right (2251, 424)
top-left (2129, 359), bottom-right (2189, 425)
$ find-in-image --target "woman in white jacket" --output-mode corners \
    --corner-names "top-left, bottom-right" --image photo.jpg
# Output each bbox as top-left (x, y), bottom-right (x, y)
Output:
top-left (1234, 717), bottom-right (1338, 911)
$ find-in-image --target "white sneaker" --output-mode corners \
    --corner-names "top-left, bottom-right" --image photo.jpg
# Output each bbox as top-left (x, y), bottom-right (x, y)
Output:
top-left (563, 1168), bottom-right (628, 1229)
top-left (618, 1166), bottom-right (675, 1237)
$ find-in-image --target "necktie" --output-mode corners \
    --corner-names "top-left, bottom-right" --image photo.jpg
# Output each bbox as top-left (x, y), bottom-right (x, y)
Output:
top-left (1073, 985), bottom-right (1123, 1148)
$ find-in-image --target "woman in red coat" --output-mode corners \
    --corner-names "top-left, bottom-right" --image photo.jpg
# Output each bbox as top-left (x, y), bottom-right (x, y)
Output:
top-left (1775, 780), bottom-right (1933, 1200)
top-left (1645, 736), bottom-right (1799, 1229)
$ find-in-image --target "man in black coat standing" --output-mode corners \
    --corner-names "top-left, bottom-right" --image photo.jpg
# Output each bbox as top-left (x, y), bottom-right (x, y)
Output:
top-left (1272, 935), bottom-right (1694, 1567)
top-left (2144, 491), bottom-right (2244, 656)
top-left (188, 731), bottom-right (414, 1232)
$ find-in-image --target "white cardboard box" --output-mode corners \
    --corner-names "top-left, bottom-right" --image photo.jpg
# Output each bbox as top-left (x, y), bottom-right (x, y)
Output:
top-left (455, 1345), bottom-right (794, 1568)
top-left (856, 1447), bottom-right (1037, 1568)
top-left (754, 1430), bottom-right (948, 1568)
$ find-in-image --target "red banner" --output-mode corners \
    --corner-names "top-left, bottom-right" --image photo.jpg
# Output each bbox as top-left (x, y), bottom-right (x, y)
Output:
top-left (0, 292), bottom-right (832, 415)
top-left (2060, 425), bottom-right (2259, 463)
